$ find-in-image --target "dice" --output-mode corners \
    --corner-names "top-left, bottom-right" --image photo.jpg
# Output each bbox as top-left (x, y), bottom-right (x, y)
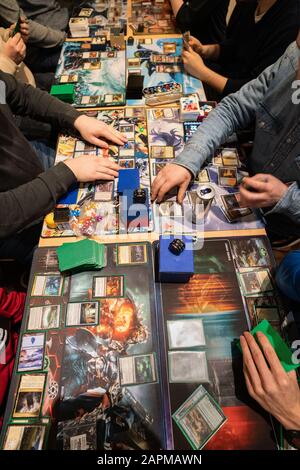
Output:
top-left (133, 188), bottom-right (147, 204)
top-left (168, 238), bottom-right (185, 256)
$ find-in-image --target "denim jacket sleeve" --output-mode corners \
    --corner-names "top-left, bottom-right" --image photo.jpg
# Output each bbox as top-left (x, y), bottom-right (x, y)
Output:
top-left (174, 56), bottom-right (284, 177)
top-left (265, 183), bottom-right (300, 225)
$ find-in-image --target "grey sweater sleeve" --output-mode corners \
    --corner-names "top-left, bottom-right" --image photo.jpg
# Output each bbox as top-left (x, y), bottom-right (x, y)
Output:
top-left (0, 163), bottom-right (76, 238)
top-left (0, 0), bottom-right (66, 47)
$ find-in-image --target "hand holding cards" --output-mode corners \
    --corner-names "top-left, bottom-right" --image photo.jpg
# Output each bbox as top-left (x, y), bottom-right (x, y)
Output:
top-left (182, 31), bottom-right (190, 51)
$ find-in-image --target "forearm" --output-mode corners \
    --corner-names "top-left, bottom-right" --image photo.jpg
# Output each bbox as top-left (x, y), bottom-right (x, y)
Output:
top-left (0, 163), bottom-right (76, 238)
top-left (265, 183), bottom-right (300, 225)
top-left (170, 0), bottom-right (184, 17)
top-left (1, 71), bottom-right (81, 129)
top-left (27, 19), bottom-right (66, 48)
top-left (200, 66), bottom-right (228, 94)
top-left (202, 44), bottom-right (220, 61)
top-left (175, 76), bottom-right (270, 175)
top-left (279, 401), bottom-right (300, 431)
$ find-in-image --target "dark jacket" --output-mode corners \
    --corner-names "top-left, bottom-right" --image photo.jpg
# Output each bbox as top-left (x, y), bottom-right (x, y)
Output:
top-left (219, 0), bottom-right (300, 96)
top-left (176, 0), bottom-right (229, 44)
top-left (0, 72), bottom-right (78, 238)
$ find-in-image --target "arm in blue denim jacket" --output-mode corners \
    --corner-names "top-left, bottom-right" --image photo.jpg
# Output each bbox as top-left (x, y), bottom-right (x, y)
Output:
top-left (265, 182), bottom-right (300, 225)
top-left (174, 56), bottom-right (284, 177)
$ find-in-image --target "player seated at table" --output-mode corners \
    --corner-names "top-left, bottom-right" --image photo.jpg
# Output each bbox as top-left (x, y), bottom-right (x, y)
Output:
top-left (0, 71), bottom-right (127, 264)
top-left (0, 22), bottom-right (35, 86)
top-left (240, 330), bottom-right (300, 449)
top-left (151, 30), bottom-right (300, 248)
top-left (182, 0), bottom-right (299, 100)
top-left (169, 0), bottom-right (230, 44)
top-left (0, 0), bottom-right (67, 77)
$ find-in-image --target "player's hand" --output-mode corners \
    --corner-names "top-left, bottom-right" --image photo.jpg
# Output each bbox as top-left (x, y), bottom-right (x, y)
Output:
top-left (64, 154), bottom-right (120, 182)
top-left (240, 331), bottom-right (300, 430)
top-left (74, 115), bottom-right (127, 149)
top-left (239, 174), bottom-right (288, 209)
top-left (3, 33), bottom-right (26, 65)
top-left (151, 163), bottom-right (192, 203)
top-left (182, 49), bottom-right (207, 80)
top-left (189, 36), bottom-right (204, 55)
top-left (19, 16), bottom-right (30, 43)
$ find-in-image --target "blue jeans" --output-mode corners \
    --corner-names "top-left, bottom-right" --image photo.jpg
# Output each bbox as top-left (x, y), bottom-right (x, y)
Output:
top-left (30, 140), bottom-right (56, 171)
top-left (276, 251), bottom-right (300, 304)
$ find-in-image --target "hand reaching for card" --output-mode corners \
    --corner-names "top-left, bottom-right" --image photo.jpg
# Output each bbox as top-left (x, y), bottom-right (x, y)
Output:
top-left (74, 115), bottom-right (128, 149)
top-left (64, 154), bottom-right (120, 182)
top-left (151, 163), bottom-right (192, 203)
top-left (3, 33), bottom-right (26, 65)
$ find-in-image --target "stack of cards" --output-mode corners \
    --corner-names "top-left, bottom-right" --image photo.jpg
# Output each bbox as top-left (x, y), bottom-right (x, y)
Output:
top-left (69, 17), bottom-right (89, 37)
top-left (57, 239), bottom-right (105, 273)
top-left (180, 94), bottom-right (201, 121)
top-left (238, 319), bottom-right (300, 373)
top-left (50, 84), bottom-right (75, 103)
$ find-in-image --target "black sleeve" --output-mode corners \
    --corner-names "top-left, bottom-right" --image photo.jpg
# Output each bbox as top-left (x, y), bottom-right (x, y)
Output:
top-left (0, 163), bottom-right (76, 238)
top-left (0, 71), bottom-right (81, 129)
top-left (222, 23), bottom-right (299, 97)
top-left (176, 0), bottom-right (223, 33)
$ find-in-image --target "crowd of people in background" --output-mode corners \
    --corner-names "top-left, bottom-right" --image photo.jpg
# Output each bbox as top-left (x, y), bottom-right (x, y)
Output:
top-left (0, 0), bottom-right (299, 448)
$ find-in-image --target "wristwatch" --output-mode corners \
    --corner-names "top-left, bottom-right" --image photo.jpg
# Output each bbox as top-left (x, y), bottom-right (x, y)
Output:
top-left (284, 429), bottom-right (300, 449)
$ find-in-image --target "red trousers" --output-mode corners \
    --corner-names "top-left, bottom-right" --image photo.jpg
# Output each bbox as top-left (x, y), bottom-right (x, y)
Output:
top-left (0, 288), bottom-right (25, 431)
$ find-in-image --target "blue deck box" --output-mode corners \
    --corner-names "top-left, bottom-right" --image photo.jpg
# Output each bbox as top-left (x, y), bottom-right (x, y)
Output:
top-left (159, 235), bottom-right (194, 283)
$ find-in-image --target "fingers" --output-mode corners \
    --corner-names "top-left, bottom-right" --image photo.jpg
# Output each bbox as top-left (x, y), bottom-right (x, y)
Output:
top-left (240, 334), bottom-right (262, 391)
top-left (243, 332), bottom-right (272, 383)
top-left (256, 332), bottom-right (285, 378)
top-left (151, 172), bottom-right (164, 201)
top-left (96, 168), bottom-right (119, 178)
top-left (239, 185), bottom-right (268, 207)
top-left (97, 125), bottom-right (127, 146)
top-left (177, 180), bottom-right (189, 204)
top-left (98, 158), bottom-right (120, 171)
top-left (157, 181), bottom-right (175, 203)
top-left (242, 176), bottom-right (268, 192)
top-left (12, 32), bottom-right (22, 44)
top-left (90, 136), bottom-right (109, 149)
top-left (94, 172), bottom-right (115, 181)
